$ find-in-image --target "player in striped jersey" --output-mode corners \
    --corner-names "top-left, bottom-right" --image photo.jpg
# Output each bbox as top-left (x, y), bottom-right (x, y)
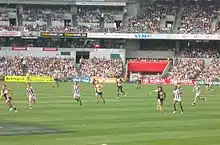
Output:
top-left (192, 83), bottom-right (206, 106)
top-left (1, 84), bottom-right (17, 112)
top-left (73, 81), bottom-right (82, 106)
top-left (26, 83), bottom-right (36, 110)
top-left (172, 85), bottom-right (184, 115)
top-left (116, 77), bottom-right (126, 98)
top-left (95, 81), bottom-right (105, 104)
top-left (149, 85), bottom-right (166, 115)
top-left (52, 72), bottom-right (59, 88)
top-left (136, 73), bottom-right (142, 90)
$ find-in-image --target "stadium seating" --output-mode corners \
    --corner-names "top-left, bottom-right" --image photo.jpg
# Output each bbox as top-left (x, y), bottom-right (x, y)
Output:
top-left (177, 1), bottom-right (218, 34)
top-left (0, 57), bottom-right (123, 79)
top-left (127, 1), bottom-right (177, 33)
top-left (0, 1), bottom-right (219, 33)
top-left (181, 47), bottom-right (220, 58)
top-left (197, 59), bottom-right (220, 81)
top-left (80, 57), bottom-right (123, 78)
top-left (168, 58), bottom-right (205, 80)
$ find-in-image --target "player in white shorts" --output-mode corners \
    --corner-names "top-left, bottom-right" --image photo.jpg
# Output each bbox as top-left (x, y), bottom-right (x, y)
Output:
top-left (172, 85), bottom-right (184, 115)
top-left (192, 83), bottom-right (205, 106)
top-left (26, 83), bottom-right (36, 110)
top-left (73, 81), bottom-right (82, 106)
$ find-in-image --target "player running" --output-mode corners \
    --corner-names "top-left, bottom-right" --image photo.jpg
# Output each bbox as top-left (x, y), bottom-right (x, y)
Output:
top-left (52, 72), bottom-right (59, 88)
top-left (26, 72), bottom-right (30, 84)
top-left (149, 85), bottom-right (166, 114)
top-left (205, 80), bottom-right (213, 93)
top-left (26, 83), bottom-right (36, 110)
top-left (192, 83), bottom-right (206, 106)
top-left (1, 84), bottom-right (17, 112)
top-left (73, 81), bottom-right (82, 106)
top-left (172, 85), bottom-right (184, 115)
top-left (95, 81), bottom-right (105, 104)
top-left (136, 73), bottom-right (142, 90)
top-left (116, 77), bottom-right (126, 98)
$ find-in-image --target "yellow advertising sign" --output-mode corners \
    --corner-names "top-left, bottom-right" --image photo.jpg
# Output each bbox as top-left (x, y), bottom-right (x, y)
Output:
top-left (5, 76), bottom-right (54, 83)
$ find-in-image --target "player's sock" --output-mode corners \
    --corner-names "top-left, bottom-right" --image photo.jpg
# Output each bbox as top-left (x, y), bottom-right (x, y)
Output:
top-left (180, 104), bottom-right (184, 112)
top-left (117, 92), bottom-right (119, 98)
top-left (79, 101), bottom-right (82, 106)
top-left (8, 103), bottom-right (13, 108)
top-left (203, 97), bottom-right (207, 101)
top-left (173, 104), bottom-right (177, 114)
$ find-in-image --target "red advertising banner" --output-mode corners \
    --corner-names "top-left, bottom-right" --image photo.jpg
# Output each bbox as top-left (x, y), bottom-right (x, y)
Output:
top-left (128, 61), bottom-right (168, 72)
top-left (12, 47), bottom-right (27, 51)
top-left (0, 31), bottom-right (20, 37)
top-left (142, 78), bottom-right (194, 85)
top-left (43, 48), bottom-right (58, 51)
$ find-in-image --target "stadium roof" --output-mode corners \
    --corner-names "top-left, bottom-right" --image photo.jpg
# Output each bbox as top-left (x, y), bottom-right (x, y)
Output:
top-left (0, 0), bottom-right (130, 5)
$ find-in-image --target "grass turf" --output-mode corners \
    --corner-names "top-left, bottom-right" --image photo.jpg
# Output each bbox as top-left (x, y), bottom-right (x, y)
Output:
top-left (0, 83), bottom-right (220, 145)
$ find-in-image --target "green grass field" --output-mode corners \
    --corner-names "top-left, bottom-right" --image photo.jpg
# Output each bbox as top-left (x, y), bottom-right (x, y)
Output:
top-left (0, 83), bottom-right (220, 145)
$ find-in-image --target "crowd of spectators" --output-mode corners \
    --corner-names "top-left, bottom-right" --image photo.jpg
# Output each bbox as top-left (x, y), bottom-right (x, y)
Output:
top-left (168, 58), bottom-right (205, 80)
top-left (197, 59), bottom-right (220, 81)
top-left (177, 1), bottom-right (218, 34)
top-left (80, 57), bottom-right (123, 78)
top-left (0, 56), bottom-right (123, 79)
top-left (0, 57), bottom-right (77, 79)
top-left (22, 7), bottom-right (69, 23)
top-left (77, 8), bottom-right (121, 24)
top-left (1, 1), bottom-right (220, 33)
top-left (181, 47), bottom-right (220, 58)
top-left (126, 1), bottom-right (177, 33)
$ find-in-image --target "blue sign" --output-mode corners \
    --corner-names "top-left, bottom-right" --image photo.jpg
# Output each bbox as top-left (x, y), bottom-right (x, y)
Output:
top-left (135, 33), bottom-right (150, 39)
top-left (81, 77), bottom-right (90, 83)
top-left (72, 76), bottom-right (90, 83)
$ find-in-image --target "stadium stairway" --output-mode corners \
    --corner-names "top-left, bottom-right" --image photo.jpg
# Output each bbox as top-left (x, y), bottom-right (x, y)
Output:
top-left (204, 58), bottom-right (213, 67)
top-left (173, 0), bottom-right (184, 32)
top-left (75, 63), bottom-right (81, 75)
top-left (161, 60), bottom-right (172, 77)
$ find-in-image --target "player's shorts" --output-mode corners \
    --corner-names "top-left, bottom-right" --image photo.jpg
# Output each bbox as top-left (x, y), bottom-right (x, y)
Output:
top-left (54, 78), bottom-right (58, 82)
top-left (73, 93), bottom-right (80, 98)
top-left (157, 97), bottom-right (164, 103)
top-left (96, 92), bottom-right (103, 97)
top-left (6, 97), bottom-right (12, 102)
top-left (3, 94), bottom-right (7, 100)
top-left (117, 86), bottom-right (122, 90)
top-left (137, 80), bottom-right (141, 84)
top-left (196, 93), bottom-right (200, 97)
top-left (29, 95), bottom-right (36, 101)
top-left (174, 98), bottom-right (181, 102)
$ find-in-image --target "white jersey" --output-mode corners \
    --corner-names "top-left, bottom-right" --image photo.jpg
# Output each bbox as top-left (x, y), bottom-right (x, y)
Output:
top-left (194, 86), bottom-right (200, 93)
top-left (73, 85), bottom-right (80, 97)
top-left (27, 87), bottom-right (34, 96)
top-left (173, 88), bottom-right (182, 101)
top-left (27, 87), bottom-right (36, 101)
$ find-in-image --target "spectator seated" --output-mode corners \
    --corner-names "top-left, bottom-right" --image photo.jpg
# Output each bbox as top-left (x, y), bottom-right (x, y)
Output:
top-left (80, 57), bottom-right (123, 78)
top-left (168, 58), bottom-right (204, 80)
top-left (127, 1), bottom-right (177, 33)
top-left (181, 47), bottom-right (220, 58)
top-left (197, 59), bottom-right (220, 82)
top-left (178, 1), bottom-right (218, 34)
top-left (0, 57), bottom-right (77, 80)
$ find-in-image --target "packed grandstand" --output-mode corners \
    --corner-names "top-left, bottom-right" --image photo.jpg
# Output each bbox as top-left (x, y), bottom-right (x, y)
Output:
top-left (0, 0), bottom-right (220, 85)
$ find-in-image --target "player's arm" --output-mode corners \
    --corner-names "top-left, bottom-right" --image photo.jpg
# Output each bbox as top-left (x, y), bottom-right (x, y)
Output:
top-left (163, 91), bottom-right (166, 100)
top-left (149, 89), bottom-right (158, 95)
top-left (0, 90), bottom-right (3, 97)
top-left (172, 92), bottom-right (174, 100)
